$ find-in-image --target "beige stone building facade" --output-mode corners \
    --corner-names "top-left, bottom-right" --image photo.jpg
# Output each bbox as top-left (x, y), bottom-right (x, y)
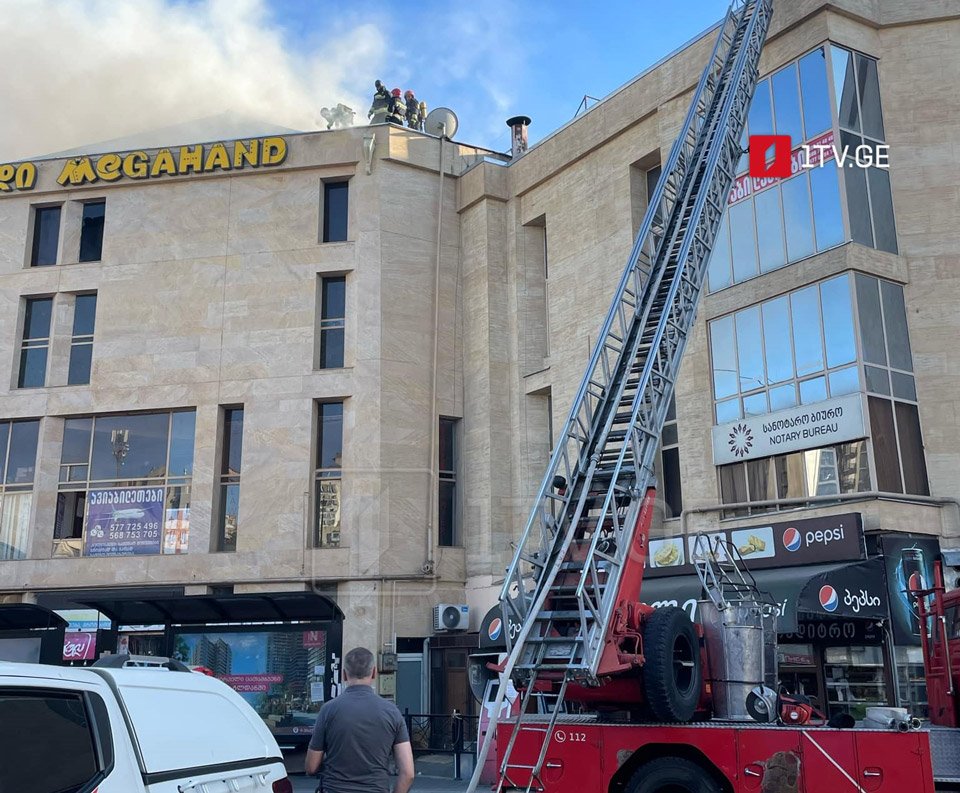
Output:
top-left (0, 0), bottom-right (958, 724)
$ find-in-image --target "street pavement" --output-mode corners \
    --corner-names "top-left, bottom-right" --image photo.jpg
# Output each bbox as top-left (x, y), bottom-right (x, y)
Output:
top-left (291, 773), bottom-right (470, 792)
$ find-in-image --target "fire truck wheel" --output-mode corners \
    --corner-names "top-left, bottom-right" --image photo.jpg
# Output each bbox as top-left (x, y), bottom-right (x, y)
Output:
top-left (641, 606), bottom-right (701, 723)
top-left (626, 757), bottom-right (720, 793)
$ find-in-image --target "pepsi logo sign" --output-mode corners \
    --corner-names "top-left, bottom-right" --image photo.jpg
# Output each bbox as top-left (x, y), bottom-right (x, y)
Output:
top-left (819, 585), bottom-right (839, 612)
top-left (783, 527), bottom-right (802, 552)
top-left (488, 617), bottom-right (503, 642)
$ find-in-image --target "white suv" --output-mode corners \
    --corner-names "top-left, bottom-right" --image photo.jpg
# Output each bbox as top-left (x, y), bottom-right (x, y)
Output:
top-left (0, 657), bottom-right (293, 793)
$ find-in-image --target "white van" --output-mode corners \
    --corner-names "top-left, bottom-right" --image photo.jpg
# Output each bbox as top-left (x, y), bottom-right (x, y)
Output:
top-left (0, 658), bottom-right (292, 793)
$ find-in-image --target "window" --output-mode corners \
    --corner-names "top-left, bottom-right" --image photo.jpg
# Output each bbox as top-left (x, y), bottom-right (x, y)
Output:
top-left (218, 407), bottom-right (244, 551)
top-left (0, 419), bottom-right (41, 560)
top-left (317, 276), bottom-right (346, 369)
top-left (314, 401), bottom-right (343, 547)
top-left (719, 441), bottom-right (870, 516)
top-left (31, 206), bottom-right (61, 266)
top-left (68, 294), bottom-right (97, 385)
top-left (0, 691), bottom-right (105, 793)
top-left (79, 201), bottom-right (105, 262)
top-left (660, 397), bottom-right (682, 518)
top-left (322, 181), bottom-right (349, 242)
top-left (439, 417), bottom-right (459, 546)
top-left (710, 275), bottom-right (858, 421)
top-left (54, 410), bottom-right (195, 556)
top-left (18, 297), bottom-right (53, 388)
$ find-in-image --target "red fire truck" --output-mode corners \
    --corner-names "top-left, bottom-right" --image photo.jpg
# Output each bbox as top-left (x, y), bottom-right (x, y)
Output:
top-left (466, 1), bottom-right (942, 791)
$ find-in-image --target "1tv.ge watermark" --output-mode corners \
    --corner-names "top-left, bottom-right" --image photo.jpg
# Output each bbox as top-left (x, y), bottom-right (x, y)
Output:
top-left (748, 132), bottom-right (889, 178)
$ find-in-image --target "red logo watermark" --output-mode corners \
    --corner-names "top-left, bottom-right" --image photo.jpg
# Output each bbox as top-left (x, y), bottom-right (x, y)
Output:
top-left (748, 135), bottom-right (792, 178)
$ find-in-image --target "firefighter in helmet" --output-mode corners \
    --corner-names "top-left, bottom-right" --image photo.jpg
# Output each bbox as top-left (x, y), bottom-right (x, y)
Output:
top-left (404, 90), bottom-right (420, 129)
top-left (386, 88), bottom-right (406, 125)
top-left (368, 80), bottom-right (390, 124)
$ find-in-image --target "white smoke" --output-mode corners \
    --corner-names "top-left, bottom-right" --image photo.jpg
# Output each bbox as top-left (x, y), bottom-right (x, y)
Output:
top-left (0, 0), bottom-right (386, 160)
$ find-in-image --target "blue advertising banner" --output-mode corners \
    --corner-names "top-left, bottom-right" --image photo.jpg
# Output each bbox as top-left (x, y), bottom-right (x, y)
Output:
top-left (83, 487), bottom-right (165, 557)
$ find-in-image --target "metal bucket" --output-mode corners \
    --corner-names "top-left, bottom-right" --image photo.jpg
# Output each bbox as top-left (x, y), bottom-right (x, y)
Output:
top-left (700, 600), bottom-right (775, 720)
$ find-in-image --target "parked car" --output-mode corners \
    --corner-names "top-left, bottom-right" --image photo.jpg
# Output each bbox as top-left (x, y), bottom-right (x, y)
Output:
top-left (0, 656), bottom-right (293, 793)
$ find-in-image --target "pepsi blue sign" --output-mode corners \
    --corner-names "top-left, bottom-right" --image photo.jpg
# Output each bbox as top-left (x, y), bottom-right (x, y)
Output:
top-left (819, 585), bottom-right (839, 612)
top-left (783, 528), bottom-right (802, 552)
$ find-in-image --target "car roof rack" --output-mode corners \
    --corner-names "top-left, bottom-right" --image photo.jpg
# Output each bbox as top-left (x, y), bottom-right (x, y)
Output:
top-left (91, 654), bottom-right (192, 672)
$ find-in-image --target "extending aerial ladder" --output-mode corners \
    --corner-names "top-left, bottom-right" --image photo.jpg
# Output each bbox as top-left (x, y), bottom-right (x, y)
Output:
top-left (468, 1), bottom-right (774, 791)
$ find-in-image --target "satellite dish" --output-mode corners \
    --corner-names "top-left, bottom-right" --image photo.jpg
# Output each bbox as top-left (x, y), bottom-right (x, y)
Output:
top-left (424, 107), bottom-right (459, 139)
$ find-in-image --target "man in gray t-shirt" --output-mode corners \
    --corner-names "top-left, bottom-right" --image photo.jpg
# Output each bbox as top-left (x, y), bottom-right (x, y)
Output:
top-left (306, 647), bottom-right (414, 793)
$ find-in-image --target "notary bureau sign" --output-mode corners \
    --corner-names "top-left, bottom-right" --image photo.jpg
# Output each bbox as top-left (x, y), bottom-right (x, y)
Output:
top-left (711, 392), bottom-right (867, 466)
top-left (0, 136), bottom-right (288, 192)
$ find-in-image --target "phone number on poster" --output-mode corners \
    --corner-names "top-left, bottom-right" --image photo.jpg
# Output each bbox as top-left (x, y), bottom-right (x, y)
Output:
top-left (106, 522), bottom-right (161, 540)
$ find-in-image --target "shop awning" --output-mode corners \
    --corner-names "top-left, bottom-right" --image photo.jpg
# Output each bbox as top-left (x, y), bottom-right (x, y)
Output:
top-left (639, 557), bottom-right (887, 633)
top-left (0, 604), bottom-right (69, 631)
top-left (79, 592), bottom-right (344, 626)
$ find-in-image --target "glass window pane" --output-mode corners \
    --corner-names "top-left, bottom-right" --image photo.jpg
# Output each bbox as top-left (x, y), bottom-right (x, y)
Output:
top-left (730, 199), bottom-right (759, 283)
top-left (820, 274), bottom-right (856, 368)
top-left (736, 307), bottom-right (765, 393)
top-left (322, 277), bottom-right (346, 319)
top-left (769, 383), bottom-right (797, 411)
top-left (869, 396), bottom-right (902, 492)
top-left (31, 206), bottom-right (61, 266)
top-left (24, 298), bottom-right (53, 340)
top-left (0, 423), bottom-right (8, 482)
top-left (867, 167), bottom-right (897, 254)
top-left (317, 402), bottom-right (344, 469)
top-left (781, 173), bottom-right (815, 261)
top-left (319, 328), bottom-right (345, 369)
top-left (743, 392), bottom-right (769, 417)
top-left (762, 296), bottom-right (794, 384)
top-left (73, 294), bottom-right (97, 336)
top-left (716, 398), bottom-right (741, 423)
top-left (832, 46), bottom-right (860, 132)
top-left (90, 412), bottom-right (170, 481)
top-left (799, 376), bottom-right (827, 404)
top-left (439, 418), bottom-right (457, 472)
top-left (895, 401), bottom-right (929, 496)
top-left (865, 365), bottom-right (890, 395)
top-left (222, 409), bottom-right (244, 476)
top-left (755, 186), bottom-right (786, 273)
top-left (856, 54), bottom-right (885, 140)
top-left (856, 273), bottom-right (887, 365)
top-left (790, 285), bottom-right (824, 376)
top-left (748, 78), bottom-right (774, 137)
top-left (829, 366), bottom-right (860, 397)
top-left (775, 452), bottom-right (807, 499)
top-left (322, 182), bottom-right (349, 242)
top-left (315, 476), bottom-right (342, 546)
top-left (810, 160), bottom-right (844, 250)
top-left (169, 411), bottom-right (196, 479)
top-left (799, 47), bottom-right (833, 139)
top-left (439, 479), bottom-right (457, 546)
top-left (662, 423), bottom-right (678, 446)
top-left (219, 483), bottom-right (240, 551)
top-left (804, 447), bottom-right (840, 496)
top-left (662, 447), bottom-right (682, 518)
top-left (62, 418), bottom-right (92, 465)
top-left (838, 440), bottom-right (871, 493)
top-left (79, 201), bottom-right (105, 262)
top-left (7, 420), bottom-right (40, 485)
top-left (746, 458), bottom-right (775, 502)
top-left (891, 372), bottom-right (917, 401)
top-left (67, 344), bottom-right (93, 385)
top-left (711, 316), bottom-right (738, 399)
top-left (772, 64), bottom-right (803, 142)
top-left (0, 491), bottom-right (33, 559)
top-left (18, 347), bottom-right (48, 389)
top-left (841, 131), bottom-right (874, 246)
top-left (707, 217), bottom-right (732, 292)
top-left (879, 280), bottom-right (912, 371)
top-left (720, 464), bottom-right (748, 508)
top-left (665, 395), bottom-right (677, 423)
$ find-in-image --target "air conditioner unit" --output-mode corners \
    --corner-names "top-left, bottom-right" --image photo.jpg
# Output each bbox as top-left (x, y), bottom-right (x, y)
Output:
top-left (434, 603), bottom-right (469, 632)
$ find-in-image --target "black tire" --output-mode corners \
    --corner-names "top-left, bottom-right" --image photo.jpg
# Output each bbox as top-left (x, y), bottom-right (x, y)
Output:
top-left (626, 757), bottom-right (722, 793)
top-left (642, 606), bottom-right (702, 722)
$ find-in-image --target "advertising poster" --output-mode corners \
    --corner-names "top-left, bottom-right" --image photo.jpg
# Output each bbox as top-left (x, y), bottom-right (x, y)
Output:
top-left (173, 628), bottom-right (329, 738)
top-left (83, 488), bottom-right (165, 557)
top-left (878, 533), bottom-right (942, 646)
top-left (63, 632), bottom-right (97, 662)
top-left (163, 507), bottom-right (190, 554)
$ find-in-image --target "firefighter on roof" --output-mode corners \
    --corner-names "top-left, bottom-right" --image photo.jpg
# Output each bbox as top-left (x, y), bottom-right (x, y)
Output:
top-left (386, 88), bottom-right (406, 125)
top-left (368, 80), bottom-right (390, 124)
top-left (404, 90), bottom-right (420, 129)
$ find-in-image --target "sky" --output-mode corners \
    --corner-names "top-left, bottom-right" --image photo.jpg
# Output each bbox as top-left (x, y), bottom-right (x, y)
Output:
top-left (1, 0), bottom-right (731, 161)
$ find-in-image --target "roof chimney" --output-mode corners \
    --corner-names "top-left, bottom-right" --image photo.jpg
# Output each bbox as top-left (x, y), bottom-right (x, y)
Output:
top-left (506, 115), bottom-right (532, 158)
